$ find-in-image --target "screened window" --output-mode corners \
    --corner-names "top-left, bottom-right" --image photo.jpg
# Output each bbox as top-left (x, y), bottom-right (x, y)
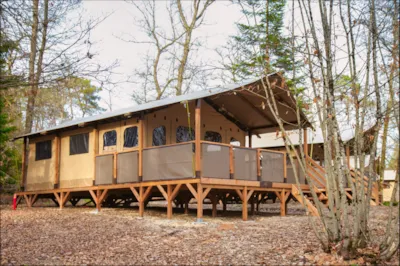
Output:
top-left (204, 131), bottom-right (222, 143)
top-left (176, 126), bottom-right (195, 143)
top-left (103, 130), bottom-right (117, 148)
top-left (36, 140), bottom-right (52, 161)
top-left (124, 126), bottom-right (138, 148)
top-left (152, 126), bottom-right (166, 146)
top-left (70, 133), bottom-right (89, 155)
top-left (230, 137), bottom-right (241, 146)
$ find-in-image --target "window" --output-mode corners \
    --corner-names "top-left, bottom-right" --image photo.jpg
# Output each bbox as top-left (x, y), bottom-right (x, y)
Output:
top-left (70, 133), bottom-right (89, 155)
top-left (230, 137), bottom-right (241, 146)
top-left (124, 126), bottom-right (138, 148)
top-left (176, 126), bottom-right (195, 143)
top-left (103, 130), bottom-right (117, 148)
top-left (204, 131), bottom-right (222, 143)
top-left (152, 126), bottom-right (166, 146)
top-left (36, 140), bottom-right (52, 161)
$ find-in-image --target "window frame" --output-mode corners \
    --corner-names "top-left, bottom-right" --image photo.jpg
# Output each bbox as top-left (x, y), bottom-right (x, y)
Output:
top-left (103, 130), bottom-right (117, 151)
top-left (123, 126), bottom-right (139, 149)
top-left (69, 132), bottom-right (90, 156)
top-left (152, 125), bottom-right (167, 146)
top-left (204, 131), bottom-right (222, 143)
top-left (35, 140), bottom-right (52, 161)
top-left (176, 125), bottom-right (195, 143)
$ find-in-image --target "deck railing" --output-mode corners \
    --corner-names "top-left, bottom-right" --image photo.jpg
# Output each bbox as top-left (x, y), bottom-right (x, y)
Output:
top-left (94, 140), bottom-right (289, 185)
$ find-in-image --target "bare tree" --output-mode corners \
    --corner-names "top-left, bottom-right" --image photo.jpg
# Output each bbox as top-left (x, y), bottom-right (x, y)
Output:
top-left (1, 0), bottom-right (117, 133)
top-left (123, 0), bottom-right (214, 103)
top-left (236, 0), bottom-right (398, 261)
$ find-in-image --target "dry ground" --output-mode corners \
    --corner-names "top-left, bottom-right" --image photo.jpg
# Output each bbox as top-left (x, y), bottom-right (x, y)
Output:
top-left (0, 199), bottom-right (398, 265)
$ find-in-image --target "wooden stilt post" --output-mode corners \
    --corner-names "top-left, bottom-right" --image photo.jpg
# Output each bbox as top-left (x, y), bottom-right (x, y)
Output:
top-left (167, 185), bottom-right (172, 219)
top-left (197, 183), bottom-right (203, 222)
top-left (242, 187), bottom-right (248, 221)
top-left (96, 189), bottom-right (101, 211)
top-left (195, 100), bottom-right (202, 178)
top-left (139, 186), bottom-right (144, 216)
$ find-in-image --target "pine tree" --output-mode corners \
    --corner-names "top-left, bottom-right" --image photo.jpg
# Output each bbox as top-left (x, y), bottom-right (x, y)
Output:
top-left (227, 0), bottom-right (294, 80)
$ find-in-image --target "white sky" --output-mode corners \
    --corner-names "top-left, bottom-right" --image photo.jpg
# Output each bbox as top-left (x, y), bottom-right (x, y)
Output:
top-left (82, 0), bottom-right (243, 111)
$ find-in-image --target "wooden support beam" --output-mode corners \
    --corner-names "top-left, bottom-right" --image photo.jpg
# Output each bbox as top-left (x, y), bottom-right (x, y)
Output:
top-left (89, 190), bottom-right (98, 206)
top-left (138, 186), bottom-right (144, 217)
top-left (167, 185), bottom-right (173, 219)
top-left (54, 135), bottom-right (60, 188)
top-left (280, 190), bottom-right (290, 216)
top-left (20, 137), bottom-right (27, 189)
top-left (235, 189), bottom-right (243, 201)
top-left (96, 189), bottom-right (101, 211)
top-left (197, 183), bottom-right (203, 221)
top-left (195, 99), bottom-right (202, 177)
top-left (242, 187), bottom-right (248, 221)
top-left (138, 118), bottom-right (144, 180)
top-left (257, 149), bottom-right (261, 180)
top-left (304, 128), bottom-right (308, 157)
top-left (157, 185), bottom-right (168, 200)
top-left (201, 187), bottom-right (211, 201)
top-left (186, 183), bottom-right (198, 200)
top-left (229, 146), bottom-right (234, 179)
top-left (93, 128), bottom-right (99, 183)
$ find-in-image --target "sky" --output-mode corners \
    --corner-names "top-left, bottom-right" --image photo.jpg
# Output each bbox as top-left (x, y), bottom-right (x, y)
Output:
top-left (82, 1), bottom-right (243, 111)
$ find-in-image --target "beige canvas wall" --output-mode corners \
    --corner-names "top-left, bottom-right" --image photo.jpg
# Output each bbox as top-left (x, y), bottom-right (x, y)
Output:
top-left (59, 128), bottom-right (95, 188)
top-left (144, 101), bottom-right (246, 147)
top-left (26, 135), bottom-right (56, 191)
top-left (201, 102), bottom-right (245, 145)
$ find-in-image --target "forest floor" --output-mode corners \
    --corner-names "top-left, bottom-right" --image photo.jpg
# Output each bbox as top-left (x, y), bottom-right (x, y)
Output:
top-left (0, 197), bottom-right (398, 265)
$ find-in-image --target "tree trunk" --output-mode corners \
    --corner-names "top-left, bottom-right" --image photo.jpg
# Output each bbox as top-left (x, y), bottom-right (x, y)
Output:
top-left (24, 0), bottom-right (39, 134)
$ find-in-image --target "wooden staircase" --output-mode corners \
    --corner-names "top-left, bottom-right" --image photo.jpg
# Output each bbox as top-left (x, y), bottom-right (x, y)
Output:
top-left (290, 156), bottom-right (380, 216)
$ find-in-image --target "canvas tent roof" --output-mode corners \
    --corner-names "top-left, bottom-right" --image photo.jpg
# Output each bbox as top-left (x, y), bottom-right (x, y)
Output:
top-left (15, 73), bottom-right (311, 140)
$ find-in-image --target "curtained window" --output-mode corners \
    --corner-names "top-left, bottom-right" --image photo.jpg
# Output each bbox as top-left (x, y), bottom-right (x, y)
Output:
top-left (152, 126), bottom-right (166, 146)
top-left (70, 133), bottom-right (89, 155)
top-left (204, 131), bottom-right (222, 143)
top-left (103, 130), bottom-right (117, 148)
top-left (36, 140), bottom-right (52, 160)
top-left (124, 126), bottom-right (138, 148)
top-left (176, 126), bottom-right (195, 143)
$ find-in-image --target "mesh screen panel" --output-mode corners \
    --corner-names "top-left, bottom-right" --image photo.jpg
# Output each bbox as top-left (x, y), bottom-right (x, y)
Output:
top-left (143, 143), bottom-right (194, 181)
top-left (117, 151), bottom-right (139, 183)
top-left (201, 143), bottom-right (230, 179)
top-left (261, 151), bottom-right (284, 183)
top-left (234, 148), bottom-right (257, 180)
top-left (95, 154), bottom-right (114, 185)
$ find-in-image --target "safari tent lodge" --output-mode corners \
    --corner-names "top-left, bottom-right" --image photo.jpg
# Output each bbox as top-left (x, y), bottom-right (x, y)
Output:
top-left (13, 73), bottom-right (379, 220)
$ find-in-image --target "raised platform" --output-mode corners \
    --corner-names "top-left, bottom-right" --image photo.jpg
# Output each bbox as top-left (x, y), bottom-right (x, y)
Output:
top-left (13, 178), bottom-right (313, 220)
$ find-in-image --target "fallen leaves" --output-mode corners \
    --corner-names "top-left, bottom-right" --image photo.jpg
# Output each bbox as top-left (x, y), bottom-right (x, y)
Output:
top-left (0, 203), bottom-right (398, 265)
